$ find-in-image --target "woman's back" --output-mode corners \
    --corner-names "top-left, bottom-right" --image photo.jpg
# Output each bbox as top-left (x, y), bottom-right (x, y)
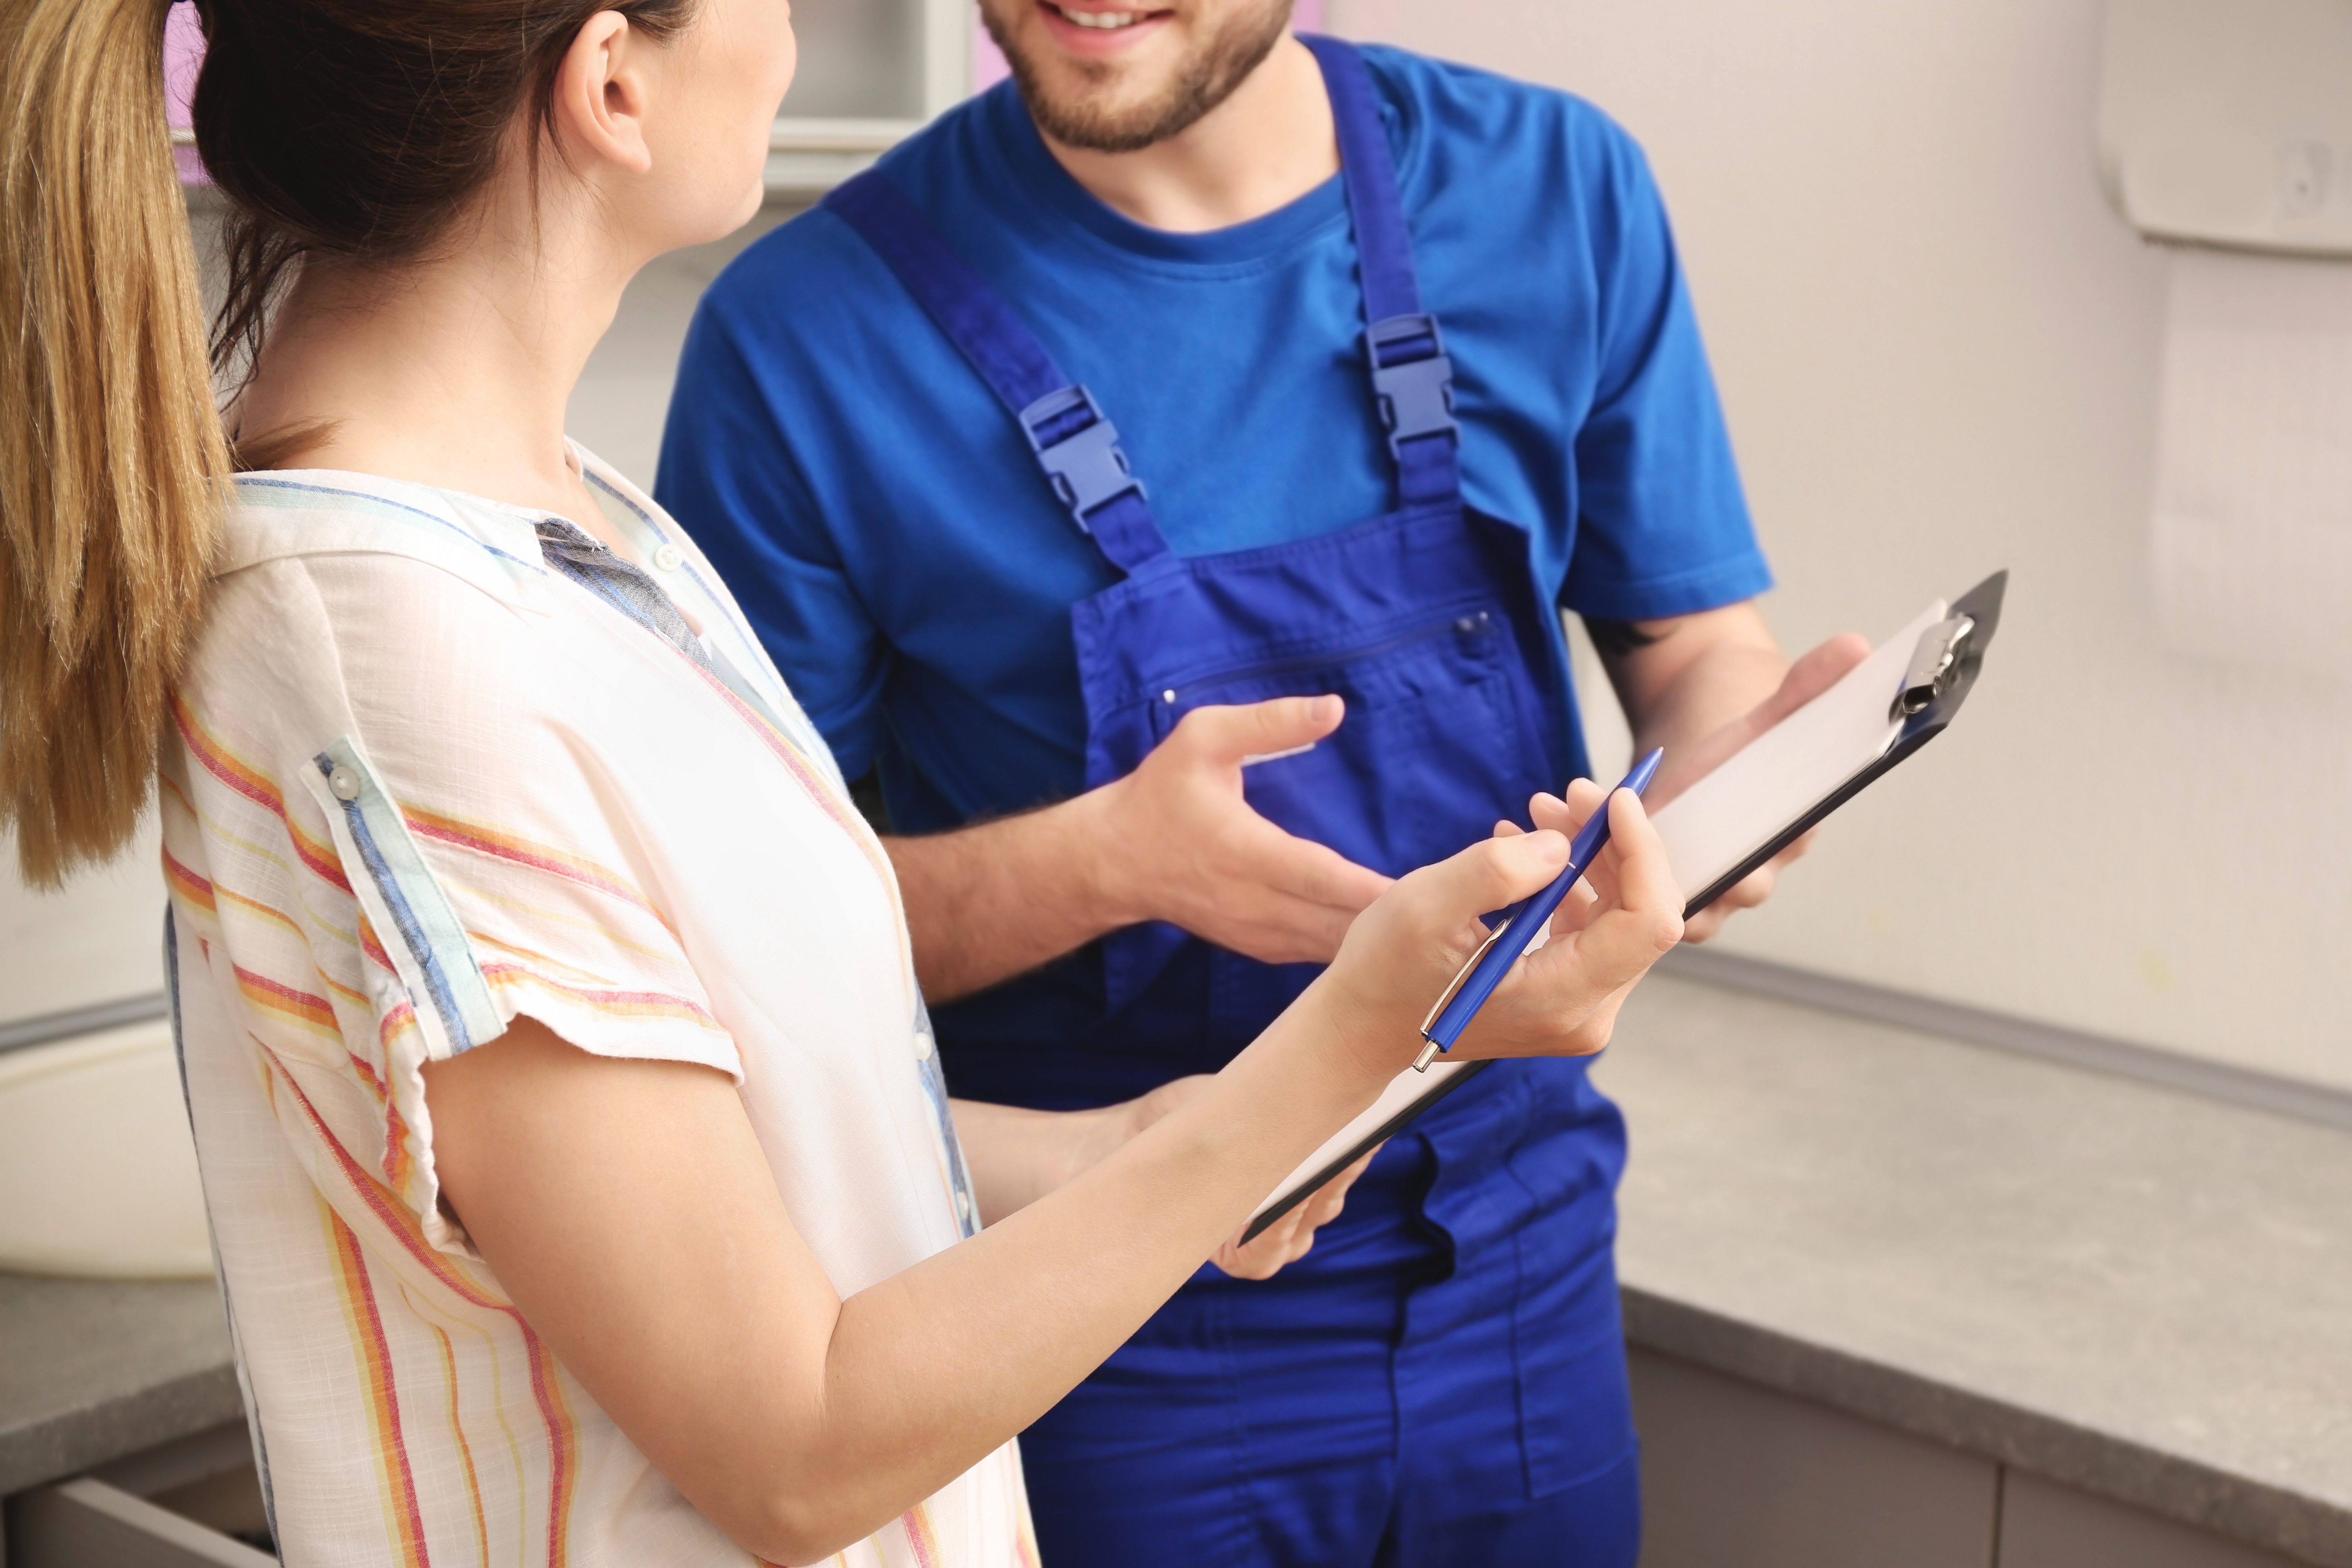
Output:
top-left (165, 453), bottom-right (1033, 1566)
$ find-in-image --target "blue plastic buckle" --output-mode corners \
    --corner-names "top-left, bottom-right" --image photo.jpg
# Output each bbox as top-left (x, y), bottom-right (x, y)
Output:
top-left (1018, 384), bottom-right (1145, 531)
top-left (1367, 314), bottom-right (1458, 460)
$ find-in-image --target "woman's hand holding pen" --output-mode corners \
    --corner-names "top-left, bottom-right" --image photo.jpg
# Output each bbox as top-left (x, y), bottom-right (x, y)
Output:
top-left (1310, 778), bottom-right (1686, 1079)
top-left (1457, 779), bottom-right (1687, 1059)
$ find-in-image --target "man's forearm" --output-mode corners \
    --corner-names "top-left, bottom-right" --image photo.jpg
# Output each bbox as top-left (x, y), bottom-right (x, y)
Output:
top-left (1628, 638), bottom-right (1786, 754)
top-left (1596, 602), bottom-right (1789, 778)
top-left (886, 790), bottom-right (1133, 1002)
top-left (1592, 601), bottom-right (1873, 942)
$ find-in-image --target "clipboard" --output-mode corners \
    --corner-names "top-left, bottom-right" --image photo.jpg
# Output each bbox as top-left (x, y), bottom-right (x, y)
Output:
top-left (1239, 570), bottom-right (2008, 1242)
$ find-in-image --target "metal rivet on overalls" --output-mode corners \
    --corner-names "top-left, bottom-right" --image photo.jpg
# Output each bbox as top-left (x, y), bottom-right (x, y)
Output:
top-left (914, 1027), bottom-right (933, 1061)
top-left (653, 543), bottom-right (684, 572)
top-left (327, 766), bottom-right (361, 802)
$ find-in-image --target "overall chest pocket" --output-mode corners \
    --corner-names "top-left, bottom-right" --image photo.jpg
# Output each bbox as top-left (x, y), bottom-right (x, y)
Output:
top-left (1146, 600), bottom-right (1555, 881)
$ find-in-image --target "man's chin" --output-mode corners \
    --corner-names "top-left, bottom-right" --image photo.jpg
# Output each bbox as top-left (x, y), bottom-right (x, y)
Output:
top-left (1026, 83), bottom-right (1201, 154)
top-left (985, 0), bottom-right (1293, 155)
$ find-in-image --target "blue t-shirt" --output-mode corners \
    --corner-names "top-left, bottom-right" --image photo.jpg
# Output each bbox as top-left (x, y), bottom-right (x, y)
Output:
top-left (657, 44), bottom-right (1769, 840)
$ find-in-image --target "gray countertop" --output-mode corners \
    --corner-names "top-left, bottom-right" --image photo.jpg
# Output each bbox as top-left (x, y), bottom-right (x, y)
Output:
top-left (3, 973), bottom-right (2346, 1566)
top-left (0, 1274), bottom-right (237, 1497)
top-left (1597, 972), bottom-right (2352, 1567)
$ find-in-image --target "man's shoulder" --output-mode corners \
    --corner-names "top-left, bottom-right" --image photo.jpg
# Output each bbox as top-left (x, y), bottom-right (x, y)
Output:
top-left (1354, 41), bottom-right (1647, 184)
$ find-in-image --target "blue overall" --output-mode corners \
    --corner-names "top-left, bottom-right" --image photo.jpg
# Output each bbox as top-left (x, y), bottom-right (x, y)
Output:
top-left (822, 38), bottom-right (1639, 1566)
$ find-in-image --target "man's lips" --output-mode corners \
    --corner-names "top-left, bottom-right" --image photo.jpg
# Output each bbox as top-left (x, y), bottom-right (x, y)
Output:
top-left (1035, 0), bottom-right (1174, 49)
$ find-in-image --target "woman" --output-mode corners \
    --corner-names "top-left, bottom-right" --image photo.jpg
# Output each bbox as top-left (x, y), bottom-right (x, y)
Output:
top-left (0, 0), bottom-right (1685, 1563)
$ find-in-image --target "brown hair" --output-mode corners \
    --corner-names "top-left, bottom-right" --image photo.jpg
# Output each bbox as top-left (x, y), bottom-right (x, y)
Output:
top-left (0, 0), bottom-right (696, 885)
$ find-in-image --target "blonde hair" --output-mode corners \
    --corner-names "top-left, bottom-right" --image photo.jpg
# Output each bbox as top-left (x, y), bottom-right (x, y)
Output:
top-left (2, 0), bottom-right (710, 887)
top-left (0, 0), bottom-right (229, 886)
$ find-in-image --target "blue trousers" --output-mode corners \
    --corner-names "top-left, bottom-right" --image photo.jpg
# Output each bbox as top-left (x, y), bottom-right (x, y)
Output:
top-left (1017, 1132), bottom-right (1641, 1568)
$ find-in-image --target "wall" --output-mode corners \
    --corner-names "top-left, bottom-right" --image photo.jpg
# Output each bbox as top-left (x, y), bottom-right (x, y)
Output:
top-left (1332, 0), bottom-right (2352, 1087)
top-left (0, 832), bottom-right (165, 1031)
top-left (14, 3), bottom-right (2348, 1086)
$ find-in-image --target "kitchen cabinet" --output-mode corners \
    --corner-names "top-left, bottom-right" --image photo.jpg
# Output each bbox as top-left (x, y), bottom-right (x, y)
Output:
top-left (1632, 1349), bottom-right (2306, 1568)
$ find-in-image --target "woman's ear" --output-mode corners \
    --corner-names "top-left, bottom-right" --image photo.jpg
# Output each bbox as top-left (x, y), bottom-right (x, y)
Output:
top-left (550, 11), bottom-right (655, 176)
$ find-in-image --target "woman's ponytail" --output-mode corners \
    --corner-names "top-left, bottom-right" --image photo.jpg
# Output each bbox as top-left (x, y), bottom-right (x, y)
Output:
top-left (0, 0), bottom-right (229, 885)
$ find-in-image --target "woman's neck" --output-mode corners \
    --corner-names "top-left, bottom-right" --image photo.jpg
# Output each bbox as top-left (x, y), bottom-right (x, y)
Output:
top-left (232, 189), bottom-right (640, 544)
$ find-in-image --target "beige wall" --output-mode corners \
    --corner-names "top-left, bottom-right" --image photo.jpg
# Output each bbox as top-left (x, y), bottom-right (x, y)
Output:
top-left (14, 8), bottom-right (2350, 1084)
top-left (1334, 0), bottom-right (2352, 1086)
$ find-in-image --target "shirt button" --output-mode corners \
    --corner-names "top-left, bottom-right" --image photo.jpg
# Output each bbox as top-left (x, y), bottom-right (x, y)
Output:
top-left (327, 766), bottom-right (361, 802)
top-left (956, 1190), bottom-right (972, 1223)
top-left (914, 1027), bottom-right (933, 1061)
top-left (652, 543), bottom-right (684, 572)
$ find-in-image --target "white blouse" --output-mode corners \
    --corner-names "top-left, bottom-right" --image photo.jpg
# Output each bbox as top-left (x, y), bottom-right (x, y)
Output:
top-left (160, 448), bottom-right (1034, 1568)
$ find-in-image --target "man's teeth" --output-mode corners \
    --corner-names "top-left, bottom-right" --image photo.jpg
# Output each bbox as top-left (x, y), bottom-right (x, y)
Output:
top-left (1056, 5), bottom-right (1146, 28)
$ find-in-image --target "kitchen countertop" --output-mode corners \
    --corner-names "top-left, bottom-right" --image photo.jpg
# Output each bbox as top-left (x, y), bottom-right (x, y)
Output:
top-left (1597, 972), bottom-right (2352, 1566)
top-left (3, 973), bottom-right (2347, 1566)
top-left (0, 1274), bottom-right (237, 1497)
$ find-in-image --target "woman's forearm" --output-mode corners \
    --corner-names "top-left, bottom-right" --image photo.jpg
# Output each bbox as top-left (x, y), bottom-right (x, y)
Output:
top-left (428, 999), bottom-right (1398, 1567)
top-left (782, 992), bottom-right (1393, 1556)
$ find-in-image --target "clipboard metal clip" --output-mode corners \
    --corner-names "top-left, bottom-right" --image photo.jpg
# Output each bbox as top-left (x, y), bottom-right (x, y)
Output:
top-left (1895, 615), bottom-right (1975, 718)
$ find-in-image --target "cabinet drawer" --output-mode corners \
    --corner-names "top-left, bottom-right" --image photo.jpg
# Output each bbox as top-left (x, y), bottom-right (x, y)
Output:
top-left (7, 1476), bottom-right (275, 1568)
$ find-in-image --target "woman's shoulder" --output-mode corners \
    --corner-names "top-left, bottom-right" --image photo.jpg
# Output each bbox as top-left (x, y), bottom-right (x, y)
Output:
top-left (184, 470), bottom-right (575, 812)
top-left (216, 468), bottom-right (554, 619)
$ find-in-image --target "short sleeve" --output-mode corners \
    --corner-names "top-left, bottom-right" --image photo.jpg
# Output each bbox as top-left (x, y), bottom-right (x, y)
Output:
top-left (1558, 124), bottom-right (1775, 622)
top-left (170, 551), bottom-right (740, 1260)
top-left (657, 289), bottom-right (895, 780)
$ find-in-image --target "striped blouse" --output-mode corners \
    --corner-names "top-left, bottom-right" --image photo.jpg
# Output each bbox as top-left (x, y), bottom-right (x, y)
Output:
top-left (160, 449), bottom-right (1036, 1568)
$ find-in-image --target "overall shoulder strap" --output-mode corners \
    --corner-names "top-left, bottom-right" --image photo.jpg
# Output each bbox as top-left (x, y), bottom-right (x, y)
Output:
top-left (1301, 36), bottom-right (1463, 509)
top-left (823, 170), bottom-right (1170, 574)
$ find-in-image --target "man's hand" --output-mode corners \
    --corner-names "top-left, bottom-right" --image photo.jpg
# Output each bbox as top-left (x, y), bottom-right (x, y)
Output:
top-left (1090, 697), bottom-right (1394, 966)
top-left (1592, 603), bottom-right (1869, 944)
top-left (885, 697), bottom-right (1390, 1002)
top-left (1643, 633), bottom-right (1870, 941)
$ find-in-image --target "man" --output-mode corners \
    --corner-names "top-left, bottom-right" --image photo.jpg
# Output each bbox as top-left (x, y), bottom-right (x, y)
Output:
top-left (657, 4), bottom-right (1861, 1563)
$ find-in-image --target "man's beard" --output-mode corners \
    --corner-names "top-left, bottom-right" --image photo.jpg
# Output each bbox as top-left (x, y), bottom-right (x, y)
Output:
top-left (983, 2), bottom-right (1295, 154)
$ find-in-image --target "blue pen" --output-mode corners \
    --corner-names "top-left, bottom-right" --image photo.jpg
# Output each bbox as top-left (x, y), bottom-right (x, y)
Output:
top-left (1412, 748), bottom-right (1665, 1071)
